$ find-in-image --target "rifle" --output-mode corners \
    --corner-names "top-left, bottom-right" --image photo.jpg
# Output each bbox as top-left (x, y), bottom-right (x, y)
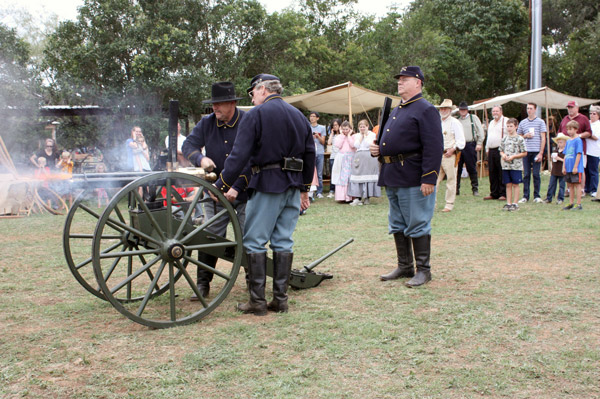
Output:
top-left (376, 97), bottom-right (392, 146)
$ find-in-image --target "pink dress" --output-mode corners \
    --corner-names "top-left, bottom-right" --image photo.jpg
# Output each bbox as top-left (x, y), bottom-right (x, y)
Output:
top-left (331, 134), bottom-right (356, 201)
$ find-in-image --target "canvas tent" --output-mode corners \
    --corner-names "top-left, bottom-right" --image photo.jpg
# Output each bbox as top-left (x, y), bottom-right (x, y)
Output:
top-left (469, 86), bottom-right (599, 110)
top-left (469, 86), bottom-right (599, 172)
top-left (282, 82), bottom-right (402, 124)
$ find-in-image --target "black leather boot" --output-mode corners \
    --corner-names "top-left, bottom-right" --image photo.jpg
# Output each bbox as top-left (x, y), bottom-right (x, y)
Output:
top-left (237, 252), bottom-right (267, 316)
top-left (380, 233), bottom-right (414, 281)
top-left (406, 234), bottom-right (432, 287)
top-left (268, 252), bottom-right (293, 313)
top-left (190, 252), bottom-right (217, 301)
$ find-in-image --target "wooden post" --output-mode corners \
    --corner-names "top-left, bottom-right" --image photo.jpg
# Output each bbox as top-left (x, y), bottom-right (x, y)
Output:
top-left (481, 105), bottom-right (489, 177)
top-left (347, 82), bottom-right (353, 126)
top-left (544, 90), bottom-right (551, 172)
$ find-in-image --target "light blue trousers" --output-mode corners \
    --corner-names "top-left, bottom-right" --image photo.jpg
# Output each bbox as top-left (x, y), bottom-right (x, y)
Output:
top-left (243, 189), bottom-right (301, 253)
top-left (386, 186), bottom-right (436, 238)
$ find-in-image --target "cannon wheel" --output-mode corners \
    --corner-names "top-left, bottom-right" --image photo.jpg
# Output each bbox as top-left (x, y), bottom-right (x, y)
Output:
top-left (91, 172), bottom-right (243, 329)
top-left (63, 189), bottom-right (185, 302)
top-left (35, 186), bottom-right (68, 215)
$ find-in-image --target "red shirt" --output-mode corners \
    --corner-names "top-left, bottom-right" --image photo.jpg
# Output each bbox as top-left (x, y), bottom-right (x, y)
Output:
top-left (559, 114), bottom-right (592, 153)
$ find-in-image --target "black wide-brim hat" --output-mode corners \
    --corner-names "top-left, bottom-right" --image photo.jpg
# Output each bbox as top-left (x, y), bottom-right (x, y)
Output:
top-left (202, 81), bottom-right (244, 104)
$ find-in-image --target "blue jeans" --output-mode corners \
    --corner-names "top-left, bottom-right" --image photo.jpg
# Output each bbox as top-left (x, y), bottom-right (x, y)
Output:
top-left (386, 186), bottom-right (436, 238)
top-left (315, 153), bottom-right (324, 195)
top-left (243, 189), bottom-right (300, 253)
top-left (545, 175), bottom-right (565, 202)
top-left (584, 155), bottom-right (599, 194)
top-left (522, 152), bottom-right (541, 200)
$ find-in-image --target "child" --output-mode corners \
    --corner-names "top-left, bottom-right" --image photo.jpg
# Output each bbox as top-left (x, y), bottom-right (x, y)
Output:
top-left (57, 151), bottom-right (74, 175)
top-left (562, 120), bottom-right (584, 210)
top-left (499, 118), bottom-right (527, 211)
top-left (95, 163), bottom-right (109, 208)
top-left (544, 133), bottom-right (567, 204)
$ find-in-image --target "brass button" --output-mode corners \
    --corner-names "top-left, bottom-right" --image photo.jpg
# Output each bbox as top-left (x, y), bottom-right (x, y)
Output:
top-left (383, 143), bottom-right (386, 146)
top-left (225, 140), bottom-right (228, 143)
top-left (393, 117), bottom-right (396, 119)
top-left (226, 153), bottom-right (229, 157)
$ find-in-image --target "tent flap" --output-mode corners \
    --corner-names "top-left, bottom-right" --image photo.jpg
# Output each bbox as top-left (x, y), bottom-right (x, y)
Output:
top-left (282, 82), bottom-right (402, 115)
top-left (469, 87), bottom-right (599, 110)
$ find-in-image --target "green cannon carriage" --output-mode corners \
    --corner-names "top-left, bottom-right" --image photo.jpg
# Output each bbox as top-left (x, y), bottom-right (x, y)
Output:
top-left (63, 170), bottom-right (352, 329)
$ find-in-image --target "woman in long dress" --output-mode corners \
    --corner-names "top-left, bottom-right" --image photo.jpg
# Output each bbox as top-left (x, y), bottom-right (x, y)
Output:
top-left (348, 119), bottom-right (381, 205)
top-left (326, 119), bottom-right (342, 197)
top-left (331, 121), bottom-right (356, 202)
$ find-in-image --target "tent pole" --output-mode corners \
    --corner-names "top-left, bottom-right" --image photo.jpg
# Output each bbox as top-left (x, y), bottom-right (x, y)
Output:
top-left (348, 82), bottom-right (353, 126)
top-left (482, 105), bottom-right (489, 177)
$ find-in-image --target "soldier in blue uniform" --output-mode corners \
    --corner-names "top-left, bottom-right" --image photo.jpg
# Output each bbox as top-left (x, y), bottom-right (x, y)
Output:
top-left (182, 81), bottom-right (249, 299)
top-left (215, 74), bottom-right (315, 315)
top-left (370, 66), bottom-right (443, 287)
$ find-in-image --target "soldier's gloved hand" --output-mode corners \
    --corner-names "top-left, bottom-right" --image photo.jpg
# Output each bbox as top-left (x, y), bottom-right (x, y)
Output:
top-left (200, 157), bottom-right (216, 172)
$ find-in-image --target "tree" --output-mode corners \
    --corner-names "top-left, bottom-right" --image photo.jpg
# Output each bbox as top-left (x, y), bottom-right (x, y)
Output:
top-left (0, 23), bottom-right (45, 155)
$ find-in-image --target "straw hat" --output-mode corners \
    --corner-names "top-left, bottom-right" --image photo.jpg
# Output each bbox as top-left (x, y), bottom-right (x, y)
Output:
top-left (436, 99), bottom-right (455, 109)
top-left (553, 133), bottom-right (570, 143)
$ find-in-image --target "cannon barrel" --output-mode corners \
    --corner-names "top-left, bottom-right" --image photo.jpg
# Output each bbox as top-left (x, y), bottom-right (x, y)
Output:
top-left (303, 238), bottom-right (354, 272)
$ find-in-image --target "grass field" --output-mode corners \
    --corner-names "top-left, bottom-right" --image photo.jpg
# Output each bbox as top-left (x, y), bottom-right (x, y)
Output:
top-left (1, 175), bottom-right (599, 398)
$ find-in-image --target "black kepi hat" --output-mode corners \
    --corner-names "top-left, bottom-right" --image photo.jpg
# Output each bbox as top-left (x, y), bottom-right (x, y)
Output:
top-left (394, 66), bottom-right (425, 82)
top-left (202, 81), bottom-right (244, 104)
top-left (247, 73), bottom-right (280, 94)
top-left (458, 101), bottom-right (469, 110)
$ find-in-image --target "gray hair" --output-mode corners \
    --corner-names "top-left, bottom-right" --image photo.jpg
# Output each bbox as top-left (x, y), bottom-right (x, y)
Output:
top-left (257, 80), bottom-right (283, 95)
top-left (590, 105), bottom-right (600, 114)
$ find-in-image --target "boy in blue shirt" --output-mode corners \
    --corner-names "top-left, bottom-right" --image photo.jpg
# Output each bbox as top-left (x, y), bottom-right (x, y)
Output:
top-left (562, 120), bottom-right (584, 210)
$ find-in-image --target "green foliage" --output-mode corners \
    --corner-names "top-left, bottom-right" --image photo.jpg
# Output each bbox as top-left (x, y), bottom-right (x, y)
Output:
top-left (0, 23), bottom-right (45, 154)
top-left (3, 0), bottom-right (600, 156)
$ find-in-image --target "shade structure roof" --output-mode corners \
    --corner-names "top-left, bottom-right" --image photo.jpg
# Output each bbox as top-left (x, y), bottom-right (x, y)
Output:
top-left (282, 82), bottom-right (402, 115)
top-left (469, 86), bottom-right (599, 111)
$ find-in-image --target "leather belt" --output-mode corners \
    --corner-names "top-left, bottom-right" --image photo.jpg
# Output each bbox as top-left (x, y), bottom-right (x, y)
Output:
top-left (380, 151), bottom-right (421, 165)
top-left (251, 162), bottom-right (281, 174)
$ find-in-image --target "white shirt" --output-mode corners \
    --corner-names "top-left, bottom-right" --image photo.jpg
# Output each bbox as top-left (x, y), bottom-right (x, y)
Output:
top-left (165, 134), bottom-right (186, 152)
top-left (441, 116), bottom-right (466, 151)
top-left (486, 116), bottom-right (507, 150)
top-left (587, 120), bottom-right (600, 157)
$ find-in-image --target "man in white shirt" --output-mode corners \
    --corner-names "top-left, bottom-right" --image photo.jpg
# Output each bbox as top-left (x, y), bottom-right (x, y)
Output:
top-left (587, 105), bottom-right (600, 198)
top-left (483, 105), bottom-right (507, 200)
top-left (436, 99), bottom-right (465, 212)
top-left (165, 122), bottom-right (191, 166)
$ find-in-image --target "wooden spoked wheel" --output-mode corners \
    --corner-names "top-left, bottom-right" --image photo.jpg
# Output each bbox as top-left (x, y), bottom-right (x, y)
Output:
top-left (91, 172), bottom-right (243, 328)
top-left (35, 186), bottom-right (68, 215)
top-left (63, 188), bottom-right (182, 302)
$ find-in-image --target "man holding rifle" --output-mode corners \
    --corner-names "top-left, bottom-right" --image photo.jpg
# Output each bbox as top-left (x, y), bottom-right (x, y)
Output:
top-left (370, 66), bottom-right (443, 287)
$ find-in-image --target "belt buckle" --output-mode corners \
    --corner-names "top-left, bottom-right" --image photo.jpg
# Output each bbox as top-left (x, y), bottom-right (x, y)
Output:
top-left (399, 154), bottom-right (404, 166)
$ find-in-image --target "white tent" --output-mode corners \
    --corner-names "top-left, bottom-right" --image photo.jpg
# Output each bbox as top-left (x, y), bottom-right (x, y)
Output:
top-left (469, 86), bottom-right (599, 110)
top-left (470, 86), bottom-right (599, 173)
top-left (282, 82), bottom-right (402, 124)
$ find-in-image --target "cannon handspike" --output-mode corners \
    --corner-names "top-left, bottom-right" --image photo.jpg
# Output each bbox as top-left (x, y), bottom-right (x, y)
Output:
top-left (283, 238), bottom-right (354, 289)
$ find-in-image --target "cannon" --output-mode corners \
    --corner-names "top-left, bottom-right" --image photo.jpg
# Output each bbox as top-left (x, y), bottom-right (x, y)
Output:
top-left (62, 171), bottom-right (353, 329)
top-left (62, 100), bottom-right (352, 328)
